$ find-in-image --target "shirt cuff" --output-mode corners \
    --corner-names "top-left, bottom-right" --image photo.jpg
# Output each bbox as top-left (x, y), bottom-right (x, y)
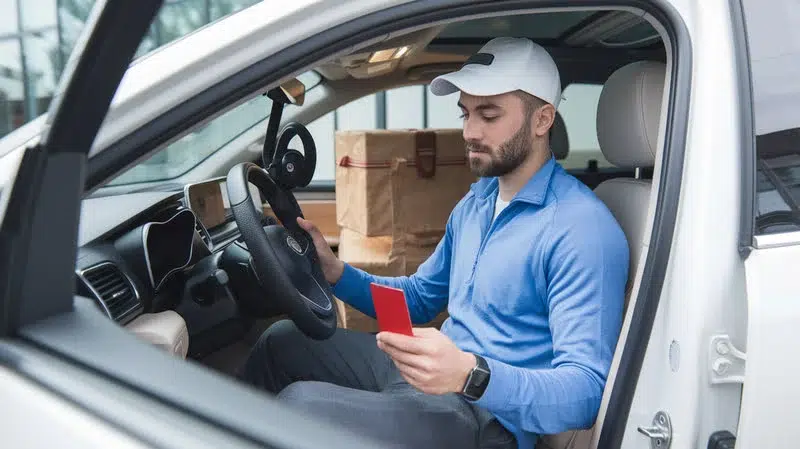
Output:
top-left (332, 262), bottom-right (361, 298)
top-left (473, 356), bottom-right (513, 411)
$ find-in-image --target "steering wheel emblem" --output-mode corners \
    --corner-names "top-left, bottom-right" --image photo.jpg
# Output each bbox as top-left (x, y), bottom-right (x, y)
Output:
top-left (286, 235), bottom-right (304, 254)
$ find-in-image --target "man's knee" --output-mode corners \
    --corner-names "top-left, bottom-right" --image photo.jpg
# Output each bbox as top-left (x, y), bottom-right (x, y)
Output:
top-left (252, 319), bottom-right (304, 356)
top-left (239, 319), bottom-right (303, 386)
top-left (277, 381), bottom-right (331, 405)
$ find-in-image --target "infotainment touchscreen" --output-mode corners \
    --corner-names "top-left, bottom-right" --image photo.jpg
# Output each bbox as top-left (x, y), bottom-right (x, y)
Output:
top-left (185, 177), bottom-right (262, 230)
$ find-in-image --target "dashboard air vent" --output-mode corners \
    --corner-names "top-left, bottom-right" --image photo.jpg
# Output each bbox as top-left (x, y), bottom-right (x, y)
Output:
top-left (80, 263), bottom-right (140, 321)
top-left (195, 218), bottom-right (212, 247)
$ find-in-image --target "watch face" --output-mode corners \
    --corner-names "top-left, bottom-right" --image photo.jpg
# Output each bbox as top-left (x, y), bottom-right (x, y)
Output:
top-left (463, 364), bottom-right (490, 400)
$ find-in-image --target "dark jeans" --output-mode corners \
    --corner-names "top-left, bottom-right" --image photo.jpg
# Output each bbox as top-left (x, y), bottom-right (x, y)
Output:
top-left (239, 320), bottom-right (516, 449)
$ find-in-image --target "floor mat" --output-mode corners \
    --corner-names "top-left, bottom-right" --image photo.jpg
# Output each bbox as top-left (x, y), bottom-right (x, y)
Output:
top-left (198, 317), bottom-right (281, 376)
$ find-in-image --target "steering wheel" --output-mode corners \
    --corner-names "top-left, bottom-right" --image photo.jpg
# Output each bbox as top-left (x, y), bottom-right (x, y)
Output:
top-left (225, 162), bottom-right (337, 339)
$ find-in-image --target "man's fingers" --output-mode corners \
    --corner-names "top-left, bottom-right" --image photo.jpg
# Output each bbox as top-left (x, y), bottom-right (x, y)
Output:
top-left (377, 332), bottom-right (429, 355)
top-left (395, 362), bottom-right (447, 395)
top-left (297, 217), bottom-right (328, 246)
top-left (297, 217), bottom-right (316, 232)
top-left (393, 359), bottom-right (427, 383)
top-left (378, 340), bottom-right (430, 370)
top-left (396, 369), bottom-right (422, 390)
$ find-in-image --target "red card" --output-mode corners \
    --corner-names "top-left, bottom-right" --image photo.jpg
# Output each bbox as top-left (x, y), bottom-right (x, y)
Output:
top-left (369, 283), bottom-right (413, 336)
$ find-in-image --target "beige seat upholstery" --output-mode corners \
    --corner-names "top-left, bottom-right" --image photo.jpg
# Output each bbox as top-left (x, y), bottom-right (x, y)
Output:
top-left (594, 61), bottom-right (665, 300)
top-left (125, 311), bottom-right (190, 359)
top-left (536, 60), bottom-right (666, 449)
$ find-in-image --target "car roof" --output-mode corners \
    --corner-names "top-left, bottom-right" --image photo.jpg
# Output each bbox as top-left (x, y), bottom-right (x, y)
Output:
top-left (315, 10), bottom-right (665, 85)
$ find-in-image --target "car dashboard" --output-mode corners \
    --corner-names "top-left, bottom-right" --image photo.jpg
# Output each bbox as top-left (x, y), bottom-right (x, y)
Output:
top-left (75, 178), bottom-right (275, 359)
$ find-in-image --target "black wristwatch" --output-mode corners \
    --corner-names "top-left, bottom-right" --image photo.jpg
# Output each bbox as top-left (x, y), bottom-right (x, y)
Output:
top-left (460, 353), bottom-right (491, 401)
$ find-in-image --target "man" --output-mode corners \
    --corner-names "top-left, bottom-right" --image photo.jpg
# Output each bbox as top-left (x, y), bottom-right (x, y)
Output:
top-left (240, 37), bottom-right (629, 449)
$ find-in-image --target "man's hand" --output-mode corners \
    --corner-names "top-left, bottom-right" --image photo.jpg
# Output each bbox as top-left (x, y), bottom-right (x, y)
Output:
top-left (377, 327), bottom-right (477, 395)
top-left (297, 217), bottom-right (345, 284)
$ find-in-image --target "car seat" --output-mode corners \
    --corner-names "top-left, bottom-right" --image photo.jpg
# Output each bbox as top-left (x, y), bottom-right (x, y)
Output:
top-left (535, 60), bottom-right (665, 449)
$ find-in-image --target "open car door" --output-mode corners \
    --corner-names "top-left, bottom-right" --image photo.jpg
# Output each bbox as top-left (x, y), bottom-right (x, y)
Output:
top-left (735, 0), bottom-right (800, 447)
top-left (737, 242), bottom-right (800, 448)
top-left (0, 1), bottom-right (382, 448)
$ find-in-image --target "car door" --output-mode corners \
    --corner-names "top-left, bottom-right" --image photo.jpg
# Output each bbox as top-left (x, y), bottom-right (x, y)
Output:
top-left (0, 0), bottom-right (702, 448)
top-left (0, 1), bottom-right (383, 448)
top-left (735, 0), bottom-right (800, 447)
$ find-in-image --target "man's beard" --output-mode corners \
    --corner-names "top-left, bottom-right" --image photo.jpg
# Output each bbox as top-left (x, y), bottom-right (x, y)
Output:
top-left (465, 121), bottom-right (533, 178)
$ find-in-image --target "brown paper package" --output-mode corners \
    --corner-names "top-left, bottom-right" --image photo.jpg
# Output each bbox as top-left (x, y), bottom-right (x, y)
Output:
top-left (333, 128), bottom-right (476, 332)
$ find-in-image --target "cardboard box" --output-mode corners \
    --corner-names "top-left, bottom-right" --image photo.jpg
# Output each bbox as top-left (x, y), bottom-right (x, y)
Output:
top-left (335, 227), bottom-right (449, 333)
top-left (335, 129), bottom-right (475, 237)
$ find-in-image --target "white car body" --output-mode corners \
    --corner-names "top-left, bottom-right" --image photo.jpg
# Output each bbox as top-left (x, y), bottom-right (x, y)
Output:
top-left (0, 0), bottom-right (797, 448)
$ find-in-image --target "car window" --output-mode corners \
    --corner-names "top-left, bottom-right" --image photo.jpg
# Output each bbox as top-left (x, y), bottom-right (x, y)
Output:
top-left (0, 0), bottom-right (261, 141)
top-left (557, 83), bottom-right (610, 170)
top-left (108, 70), bottom-right (322, 185)
top-left (742, 0), bottom-right (800, 235)
top-left (304, 83), bottom-right (609, 186)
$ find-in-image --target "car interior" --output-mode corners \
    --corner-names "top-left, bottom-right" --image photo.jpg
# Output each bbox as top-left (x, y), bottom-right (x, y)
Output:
top-left (74, 7), bottom-right (670, 449)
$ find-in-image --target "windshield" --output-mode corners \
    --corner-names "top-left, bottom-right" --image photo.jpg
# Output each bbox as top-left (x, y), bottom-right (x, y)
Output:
top-left (108, 70), bottom-right (322, 185)
top-left (0, 0), bottom-right (261, 140)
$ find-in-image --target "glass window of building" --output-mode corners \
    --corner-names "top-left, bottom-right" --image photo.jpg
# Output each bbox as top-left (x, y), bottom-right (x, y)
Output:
top-left (0, 0), bottom-right (261, 140)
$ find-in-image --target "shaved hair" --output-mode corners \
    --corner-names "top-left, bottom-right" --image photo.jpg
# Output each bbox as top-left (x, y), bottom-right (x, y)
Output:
top-left (512, 90), bottom-right (548, 119)
top-left (512, 90), bottom-right (554, 141)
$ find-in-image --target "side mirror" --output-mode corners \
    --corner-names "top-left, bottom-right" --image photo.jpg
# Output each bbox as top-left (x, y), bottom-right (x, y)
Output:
top-left (267, 78), bottom-right (306, 106)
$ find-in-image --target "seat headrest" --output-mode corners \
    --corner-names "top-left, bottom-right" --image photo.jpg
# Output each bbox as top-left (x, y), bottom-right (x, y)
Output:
top-left (550, 112), bottom-right (569, 160)
top-left (597, 61), bottom-right (666, 168)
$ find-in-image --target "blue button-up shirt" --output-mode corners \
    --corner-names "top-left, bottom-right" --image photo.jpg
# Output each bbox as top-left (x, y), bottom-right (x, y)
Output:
top-left (333, 156), bottom-right (629, 448)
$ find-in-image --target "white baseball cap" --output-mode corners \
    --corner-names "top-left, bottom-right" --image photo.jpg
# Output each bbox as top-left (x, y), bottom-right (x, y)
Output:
top-left (430, 37), bottom-right (562, 110)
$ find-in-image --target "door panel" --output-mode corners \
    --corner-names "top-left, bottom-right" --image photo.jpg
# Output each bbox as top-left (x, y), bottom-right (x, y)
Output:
top-left (0, 366), bottom-right (152, 449)
top-left (738, 1), bottom-right (800, 446)
top-left (738, 238), bottom-right (800, 448)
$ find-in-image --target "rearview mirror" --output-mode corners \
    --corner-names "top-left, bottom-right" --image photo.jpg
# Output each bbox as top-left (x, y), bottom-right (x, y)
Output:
top-left (268, 78), bottom-right (306, 106)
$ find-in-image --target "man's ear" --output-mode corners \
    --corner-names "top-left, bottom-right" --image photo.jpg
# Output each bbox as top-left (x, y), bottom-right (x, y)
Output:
top-left (533, 104), bottom-right (555, 138)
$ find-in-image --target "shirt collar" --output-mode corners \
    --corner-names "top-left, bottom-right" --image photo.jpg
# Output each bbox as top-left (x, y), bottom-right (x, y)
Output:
top-left (471, 156), bottom-right (557, 206)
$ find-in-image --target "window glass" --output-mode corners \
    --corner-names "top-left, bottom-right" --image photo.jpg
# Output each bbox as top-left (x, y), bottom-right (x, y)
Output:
top-left (436, 12), bottom-right (595, 40)
top-left (0, 0), bottom-right (60, 137)
top-left (109, 70), bottom-right (321, 185)
top-left (742, 0), bottom-right (800, 234)
top-left (111, 95), bottom-right (270, 185)
top-left (556, 83), bottom-right (609, 170)
top-left (426, 89), bottom-right (463, 129)
top-left (337, 95), bottom-right (377, 131)
top-left (387, 86), bottom-right (424, 129)
top-left (302, 111), bottom-right (336, 184)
